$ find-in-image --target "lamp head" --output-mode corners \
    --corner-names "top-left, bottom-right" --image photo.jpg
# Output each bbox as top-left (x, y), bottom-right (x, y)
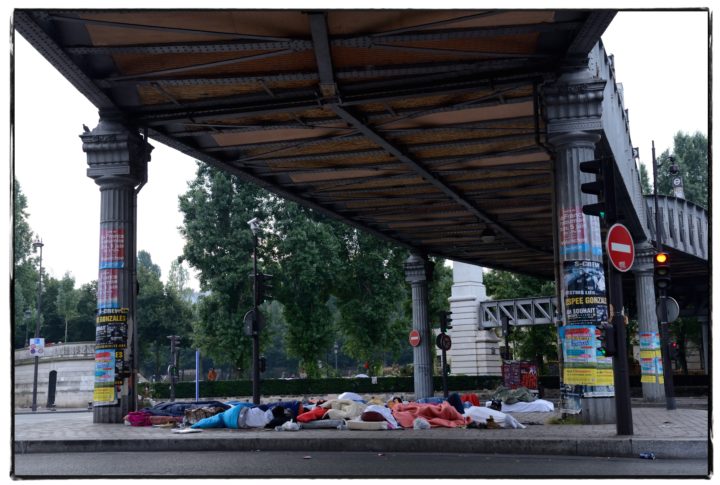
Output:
top-left (480, 226), bottom-right (496, 243)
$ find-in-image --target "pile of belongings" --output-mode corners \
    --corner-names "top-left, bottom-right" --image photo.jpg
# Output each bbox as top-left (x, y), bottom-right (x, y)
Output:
top-left (126, 391), bottom-right (530, 431)
top-left (486, 386), bottom-right (555, 413)
top-left (124, 401), bottom-right (230, 427)
top-left (190, 400), bottom-right (303, 430)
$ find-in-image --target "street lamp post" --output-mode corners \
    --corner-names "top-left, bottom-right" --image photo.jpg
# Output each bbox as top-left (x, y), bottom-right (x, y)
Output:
top-left (31, 238), bottom-right (44, 412)
top-left (247, 217), bottom-right (261, 405)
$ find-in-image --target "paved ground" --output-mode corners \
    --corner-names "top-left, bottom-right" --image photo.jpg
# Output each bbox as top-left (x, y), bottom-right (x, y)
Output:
top-left (13, 397), bottom-right (709, 461)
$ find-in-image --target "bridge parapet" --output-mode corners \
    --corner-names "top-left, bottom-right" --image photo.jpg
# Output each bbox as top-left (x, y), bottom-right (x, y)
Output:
top-left (14, 341), bottom-right (95, 364)
top-left (592, 41), bottom-right (650, 240)
top-left (645, 195), bottom-right (708, 259)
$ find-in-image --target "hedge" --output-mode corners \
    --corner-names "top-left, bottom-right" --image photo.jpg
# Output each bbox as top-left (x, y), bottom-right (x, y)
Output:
top-left (146, 374), bottom-right (708, 400)
top-left (146, 375), bottom-right (503, 400)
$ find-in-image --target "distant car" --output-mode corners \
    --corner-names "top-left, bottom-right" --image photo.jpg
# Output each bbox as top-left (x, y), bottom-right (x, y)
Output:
top-left (354, 374), bottom-right (369, 378)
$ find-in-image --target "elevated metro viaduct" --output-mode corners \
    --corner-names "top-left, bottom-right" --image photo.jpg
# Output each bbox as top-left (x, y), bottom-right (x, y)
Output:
top-left (15, 9), bottom-right (709, 426)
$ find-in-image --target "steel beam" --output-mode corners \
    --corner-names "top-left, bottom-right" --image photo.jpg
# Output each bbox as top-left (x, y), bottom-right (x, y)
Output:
top-left (330, 105), bottom-right (550, 254)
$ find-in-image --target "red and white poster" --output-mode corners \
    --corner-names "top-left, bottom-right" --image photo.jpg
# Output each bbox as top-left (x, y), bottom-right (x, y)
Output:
top-left (97, 269), bottom-right (119, 309)
top-left (100, 228), bottom-right (125, 269)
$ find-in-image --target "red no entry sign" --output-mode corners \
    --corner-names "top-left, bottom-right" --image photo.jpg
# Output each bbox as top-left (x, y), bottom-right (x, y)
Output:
top-left (409, 329), bottom-right (421, 347)
top-left (606, 223), bottom-right (635, 272)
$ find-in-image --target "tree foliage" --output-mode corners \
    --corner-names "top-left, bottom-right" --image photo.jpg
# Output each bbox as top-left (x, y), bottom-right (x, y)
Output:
top-left (269, 201), bottom-right (342, 378)
top-left (178, 163), bottom-right (270, 372)
top-left (656, 131), bottom-right (708, 208)
top-left (334, 230), bottom-right (409, 374)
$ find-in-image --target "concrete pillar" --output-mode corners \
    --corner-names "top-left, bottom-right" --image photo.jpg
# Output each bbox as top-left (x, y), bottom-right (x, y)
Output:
top-left (633, 242), bottom-right (666, 402)
top-left (545, 65), bottom-right (615, 424)
top-left (448, 261), bottom-right (501, 376)
top-left (81, 114), bottom-right (152, 423)
top-left (404, 254), bottom-right (433, 399)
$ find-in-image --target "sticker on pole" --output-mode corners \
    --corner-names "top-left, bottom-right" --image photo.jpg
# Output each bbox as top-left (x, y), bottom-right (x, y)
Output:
top-left (409, 329), bottom-right (421, 347)
top-left (606, 223), bottom-right (635, 272)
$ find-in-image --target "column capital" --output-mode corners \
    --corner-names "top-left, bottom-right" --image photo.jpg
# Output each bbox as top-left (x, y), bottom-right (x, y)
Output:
top-left (404, 253), bottom-right (429, 284)
top-left (632, 241), bottom-right (657, 274)
top-left (543, 66), bottom-right (606, 136)
top-left (81, 117), bottom-right (153, 187)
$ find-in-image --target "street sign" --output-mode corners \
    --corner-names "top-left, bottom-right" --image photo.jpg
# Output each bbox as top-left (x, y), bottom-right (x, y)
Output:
top-left (656, 296), bottom-right (680, 323)
top-left (29, 338), bottom-right (44, 356)
top-left (606, 223), bottom-right (635, 272)
top-left (408, 329), bottom-right (421, 347)
top-left (436, 332), bottom-right (452, 351)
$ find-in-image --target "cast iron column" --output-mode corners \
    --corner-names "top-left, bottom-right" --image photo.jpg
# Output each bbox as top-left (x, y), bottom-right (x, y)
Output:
top-left (633, 242), bottom-right (666, 402)
top-left (81, 113), bottom-right (152, 424)
top-left (405, 254), bottom-right (433, 399)
top-left (545, 64), bottom-right (616, 424)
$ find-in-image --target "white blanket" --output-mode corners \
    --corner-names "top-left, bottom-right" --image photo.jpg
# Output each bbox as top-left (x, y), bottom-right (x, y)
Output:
top-left (485, 399), bottom-right (554, 413)
top-left (464, 406), bottom-right (526, 429)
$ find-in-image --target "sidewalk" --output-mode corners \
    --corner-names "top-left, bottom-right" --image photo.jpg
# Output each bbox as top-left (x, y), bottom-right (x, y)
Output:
top-left (14, 397), bottom-right (708, 460)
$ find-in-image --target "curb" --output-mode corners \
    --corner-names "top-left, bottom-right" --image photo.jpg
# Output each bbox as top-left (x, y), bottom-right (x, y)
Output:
top-left (14, 435), bottom-right (708, 459)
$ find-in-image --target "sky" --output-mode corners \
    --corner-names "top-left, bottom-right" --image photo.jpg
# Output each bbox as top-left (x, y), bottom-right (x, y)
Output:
top-left (9, 9), bottom-right (712, 294)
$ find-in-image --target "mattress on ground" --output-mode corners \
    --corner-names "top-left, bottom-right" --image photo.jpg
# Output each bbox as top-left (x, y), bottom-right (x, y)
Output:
top-left (346, 419), bottom-right (388, 431)
top-left (299, 419), bottom-right (346, 429)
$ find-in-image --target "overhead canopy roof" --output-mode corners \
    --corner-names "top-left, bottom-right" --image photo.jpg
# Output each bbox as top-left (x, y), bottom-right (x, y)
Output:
top-left (15, 9), bottom-right (617, 279)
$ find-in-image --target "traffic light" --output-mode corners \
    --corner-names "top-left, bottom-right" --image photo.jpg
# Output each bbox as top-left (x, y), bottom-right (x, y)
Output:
top-left (439, 311), bottom-right (453, 333)
top-left (259, 356), bottom-right (267, 373)
top-left (668, 341), bottom-right (680, 361)
top-left (579, 159), bottom-right (608, 220)
top-left (256, 273), bottom-right (273, 302)
top-left (595, 323), bottom-right (617, 357)
top-left (654, 252), bottom-right (671, 290)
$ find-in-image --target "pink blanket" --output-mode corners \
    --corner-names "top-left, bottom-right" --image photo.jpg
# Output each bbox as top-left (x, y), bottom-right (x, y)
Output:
top-left (391, 402), bottom-right (470, 428)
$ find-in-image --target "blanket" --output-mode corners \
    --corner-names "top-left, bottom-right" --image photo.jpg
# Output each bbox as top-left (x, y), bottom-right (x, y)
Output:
top-left (320, 399), bottom-right (367, 420)
top-left (391, 402), bottom-right (469, 428)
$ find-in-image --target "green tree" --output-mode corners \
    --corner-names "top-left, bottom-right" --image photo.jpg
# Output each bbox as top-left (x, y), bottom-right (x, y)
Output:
top-left (335, 229), bottom-right (409, 375)
top-left (55, 272), bottom-right (80, 343)
top-left (639, 162), bottom-right (652, 195)
top-left (13, 179), bottom-right (39, 347)
top-left (66, 281), bottom-right (97, 342)
top-left (270, 201), bottom-right (342, 378)
top-left (178, 163), bottom-right (270, 373)
top-left (484, 270), bottom-right (557, 373)
top-left (168, 259), bottom-right (193, 302)
top-left (136, 250), bottom-right (192, 378)
top-left (656, 131), bottom-right (708, 208)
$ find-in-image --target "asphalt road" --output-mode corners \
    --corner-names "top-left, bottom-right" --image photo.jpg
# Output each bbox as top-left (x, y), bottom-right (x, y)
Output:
top-left (13, 451), bottom-right (709, 478)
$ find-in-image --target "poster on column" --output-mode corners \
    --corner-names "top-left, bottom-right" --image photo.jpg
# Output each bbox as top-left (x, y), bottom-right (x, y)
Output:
top-left (639, 331), bottom-right (663, 384)
top-left (95, 308), bottom-right (129, 349)
top-left (559, 325), bottom-right (614, 388)
top-left (93, 349), bottom-right (117, 405)
top-left (559, 206), bottom-right (602, 257)
top-left (97, 269), bottom-right (119, 309)
top-left (99, 227), bottom-right (125, 269)
top-left (563, 260), bottom-right (608, 325)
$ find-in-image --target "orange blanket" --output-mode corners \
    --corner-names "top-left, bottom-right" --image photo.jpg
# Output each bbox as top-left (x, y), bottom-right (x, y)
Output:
top-left (391, 402), bottom-right (469, 428)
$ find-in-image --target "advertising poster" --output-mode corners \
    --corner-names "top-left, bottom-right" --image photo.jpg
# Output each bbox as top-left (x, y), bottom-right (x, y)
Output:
top-left (559, 325), bottom-right (615, 388)
top-left (97, 269), bottom-right (119, 309)
top-left (95, 308), bottom-right (129, 350)
top-left (559, 206), bottom-right (602, 257)
top-left (94, 349), bottom-right (117, 404)
top-left (563, 260), bottom-right (608, 325)
top-left (99, 227), bottom-right (125, 269)
top-left (639, 331), bottom-right (663, 384)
